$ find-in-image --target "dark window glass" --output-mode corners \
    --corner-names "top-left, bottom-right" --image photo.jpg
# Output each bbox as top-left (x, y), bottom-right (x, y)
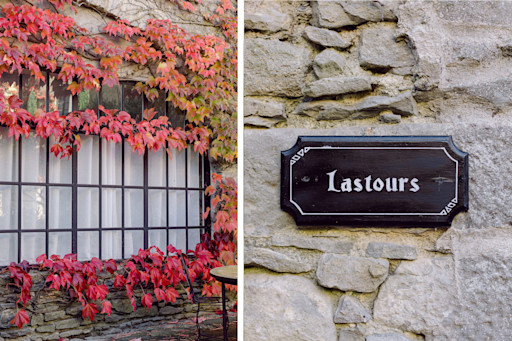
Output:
top-left (101, 84), bottom-right (121, 111)
top-left (21, 70), bottom-right (46, 115)
top-left (123, 83), bottom-right (143, 121)
top-left (77, 89), bottom-right (99, 112)
top-left (148, 89), bottom-right (167, 118)
top-left (49, 73), bottom-right (72, 115)
top-left (168, 104), bottom-right (186, 128)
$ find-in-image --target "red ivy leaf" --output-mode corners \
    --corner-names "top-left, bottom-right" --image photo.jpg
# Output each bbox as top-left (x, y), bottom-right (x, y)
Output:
top-left (141, 293), bottom-right (153, 310)
top-left (82, 302), bottom-right (99, 321)
top-left (113, 274), bottom-right (126, 288)
top-left (104, 259), bottom-right (117, 274)
top-left (10, 309), bottom-right (29, 329)
top-left (101, 300), bottom-right (112, 316)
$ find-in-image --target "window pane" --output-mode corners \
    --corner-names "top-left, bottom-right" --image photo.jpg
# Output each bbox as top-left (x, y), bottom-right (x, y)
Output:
top-left (102, 84), bottom-right (121, 110)
top-left (22, 70), bottom-right (46, 115)
top-left (149, 190), bottom-right (166, 227)
top-left (188, 190), bottom-right (201, 226)
top-left (123, 83), bottom-right (142, 121)
top-left (49, 137), bottom-right (71, 183)
top-left (77, 188), bottom-right (99, 228)
top-left (78, 135), bottom-right (99, 184)
top-left (0, 234), bottom-right (17, 266)
top-left (0, 72), bottom-right (19, 98)
top-left (77, 231), bottom-right (99, 261)
top-left (49, 232), bottom-right (71, 256)
top-left (102, 189), bottom-right (121, 228)
top-left (22, 186), bottom-right (45, 229)
top-left (168, 149), bottom-right (185, 187)
top-left (148, 89), bottom-right (166, 117)
top-left (168, 190), bottom-right (186, 227)
top-left (148, 148), bottom-right (165, 187)
top-left (49, 73), bottom-right (72, 115)
top-left (77, 89), bottom-right (99, 112)
top-left (21, 133), bottom-right (46, 183)
top-left (168, 105), bottom-right (185, 128)
top-left (124, 230), bottom-right (143, 258)
top-left (0, 186), bottom-right (17, 230)
top-left (125, 189), bottom-right (143, 227)
top-left (168, 229), bottom-right (186, 251)
top-left (149, 229), bottom-right (166, 252)
top-left (21, 232), bottom-right (45, 264)
top-left (0, 127), bottom-right (18, 182)
top-left (187, 149), bottom-right (200, 188)
top-left (102, 140), bottom-right (121, 185)
top-left (124, 141), bottom-right (143, 186)
top-left (102, 230), bottom-right (122, 259)
top-left (188, 228), bottom-right (201, 250)
top-left (49, 187), bottom-right (71, 229)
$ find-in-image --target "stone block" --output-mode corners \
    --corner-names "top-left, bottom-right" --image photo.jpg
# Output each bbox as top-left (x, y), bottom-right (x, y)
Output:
top-left (359, 27), bottom-right (414, 72)
top-left (366, 242), bottom-right (417, 260)
top-left (245, 7), bottom-right (291, 33)
top-left (366, 333), bottom-right (414, 341)
top-left (379, 112), bottom-right (401, 124)
top-left (338, 329), bottom-right (364, 341)
top-left (59, 328), bottom-right (93, 338)
top-left (334, 295), bottom-right (370, 323)
top-left (35, 324), bottom-right (55, 333)
top-left (304, 26), bottom-right (351, 50)
top-left (311, 0), bottom-right (360, 28)
top-left (244, 97), bottom-right (286, 119)
top-left (313, 49), bottom-right (347, 79)
top-left (245, 39), bottom-right (311, 97)
top-left (111, 299), bottom-right (134, 314)
top-left (159, 306), bottom-right (184, 315)
top-left (316, 254), bottom-right (389, 292)
top-left (245, 270), bottom-right (337, 341)
top-left (245, 247), bottom-right (314, 273)
top-left (244, 115), bottom-right (284, 128)
top-left (303, 77), bottom-right (372, 98)
top-left (44, 310), bottom-right (66, 322)
top-left (55, 318), bottom-right (80, 330)
top-left (30, 314), bottom-right (44, 327)
top-left (272, 234), bottom-right (353, 254)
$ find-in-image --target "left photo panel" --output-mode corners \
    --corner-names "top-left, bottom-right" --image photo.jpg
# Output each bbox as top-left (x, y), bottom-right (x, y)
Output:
top-left (0, 0), bottom-right (237, 339)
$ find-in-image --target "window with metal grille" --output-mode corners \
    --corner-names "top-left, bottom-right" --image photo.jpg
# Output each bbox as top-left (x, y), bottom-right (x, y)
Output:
top-left (0, 71), bottom-right (209, 265)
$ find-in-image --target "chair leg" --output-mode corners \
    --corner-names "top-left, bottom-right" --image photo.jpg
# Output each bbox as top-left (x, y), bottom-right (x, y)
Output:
top-left (196, 301), bottom-right (201, 339)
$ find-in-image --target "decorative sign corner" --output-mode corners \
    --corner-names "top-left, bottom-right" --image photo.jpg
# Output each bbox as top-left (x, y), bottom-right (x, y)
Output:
top-left (281, 136), bottom-right (469, 226)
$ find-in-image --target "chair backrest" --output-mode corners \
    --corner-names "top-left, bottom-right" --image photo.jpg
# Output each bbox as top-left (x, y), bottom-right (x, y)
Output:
top-left (179, 253), bottom-right (200, 302)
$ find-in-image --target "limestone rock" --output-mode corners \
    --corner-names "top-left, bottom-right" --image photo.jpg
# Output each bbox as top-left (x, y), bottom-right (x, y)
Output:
top-left (245, 39), bottom-right (311, 97)
top-left (366, 242), bottom-right (417, 260)
top-left (272, 234), bottom-right (353, 254)
top-left (313, 49), bottom-right (347, 79)
top-left (334, 295), bottom-right (370, 323)
top-left (366, 333), bottom-right (414, 341)
top-left (295, 91), bottom-right (418, 120)
top-left (338, 329), bottom-right (364, 341)
top-left (245, 271), bottom-right (337, 341)
top-left (373, 257), bottom-right (459, 339)
top-left (303, 77), bottom-right (372, 98)
top-left (245, 247), bottom-right (314, 273)
top-left (311, 0), bottom-right (362, 28)
top-left (245, 7), bottom-right (291, 33)
top-left (316, 254), bottom-right (389, 292)
top-left (379, 112), bottom-right (402, 124)
top-left (359, 27), bottom-right (414, 72)
top-left (244, 98), bottom-right (286, 119)
top-left (341, 1), bottom-right (397, 22)
top-left (244, 115), bottom-right (284, 128)
top-left (303, 26), bottom-right (352, 50)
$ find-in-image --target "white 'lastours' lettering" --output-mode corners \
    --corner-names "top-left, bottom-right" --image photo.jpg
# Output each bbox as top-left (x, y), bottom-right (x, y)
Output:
top-left (326, 169), bottom-right (420, 193)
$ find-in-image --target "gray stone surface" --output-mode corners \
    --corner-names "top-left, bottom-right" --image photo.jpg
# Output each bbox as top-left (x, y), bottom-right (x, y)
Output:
top-left (245, 270), bottom-right (337, 341)
top-left (244, 115), bottom-right (284, 128)
top-left (316, 254), bottom-right (389, 292)
top-left (295, 91), bottom-right (418, 120)
top-left (333, 295), bottom-right (370, 323)
top-left (245, 247), bottom-right (314, 273)
top-left (313, 49), bottom-right (347, 79)
top-left (311, 0), bottom-right (362, 28)
top-left (55, 318), bottom-right (80, 330)
top-left (340, 1), bottom-right (398, 23)
top-left (359, 27), bottom-right (415, 72)
top-left (272, 234), bottom-right (353, 254)
top-left (338, 329), bottom-right (364, 341)
top-left (303, 77), bottom-right (372, 98)
top-left (366, 333), bottom-right (413, 341)
top-left (379, 112), bottom-right (401, 124)
top-left (303, 26), bottom-right (352, 50)
top-left (245, 39), bottom-right (311, 97)
top-left (245, 6), bottom-right (291, 33)
top-left (366, 242), bottom-right (417, 260)
top-left (244, 98), bottom-right (286, 119)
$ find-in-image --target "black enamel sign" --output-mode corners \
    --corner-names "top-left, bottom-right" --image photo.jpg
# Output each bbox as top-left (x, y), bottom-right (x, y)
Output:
top-left (281, 136), bottom-right (468, 226)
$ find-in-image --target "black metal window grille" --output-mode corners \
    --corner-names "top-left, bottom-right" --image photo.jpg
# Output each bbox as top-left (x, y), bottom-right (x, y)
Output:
top-left (0, 71), bottom-right (209, 265)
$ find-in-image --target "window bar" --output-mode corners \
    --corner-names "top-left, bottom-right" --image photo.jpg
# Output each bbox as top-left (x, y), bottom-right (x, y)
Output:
top-left (185, 149), bottom-right (189, 251)
top-left (121, 139), bottom-right (125, 258)
top-left (143, 152), bottom-right (149, 249)
top-left (45, 139), bottom-right (49, 257)
top-left (71, 148), bottom-right (78, 254)
top-left (98, 137), bottom-right (102, 259)
top-left (17, 138), bottom-right (22, 263)
top-left (165, 142), bottom-right (169, 253)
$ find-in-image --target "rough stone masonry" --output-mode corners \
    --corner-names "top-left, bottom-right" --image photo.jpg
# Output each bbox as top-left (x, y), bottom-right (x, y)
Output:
top-left (244, 1), bottom-right (512, 340)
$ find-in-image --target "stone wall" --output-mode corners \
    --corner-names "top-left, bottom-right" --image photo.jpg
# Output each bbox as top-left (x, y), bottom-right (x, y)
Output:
top-left (244, 1), bottom-right (512, 340)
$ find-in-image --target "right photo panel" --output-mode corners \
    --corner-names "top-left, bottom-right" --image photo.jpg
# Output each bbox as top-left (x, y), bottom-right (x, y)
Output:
top-left (244, 1), bottom-right (512, 340)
